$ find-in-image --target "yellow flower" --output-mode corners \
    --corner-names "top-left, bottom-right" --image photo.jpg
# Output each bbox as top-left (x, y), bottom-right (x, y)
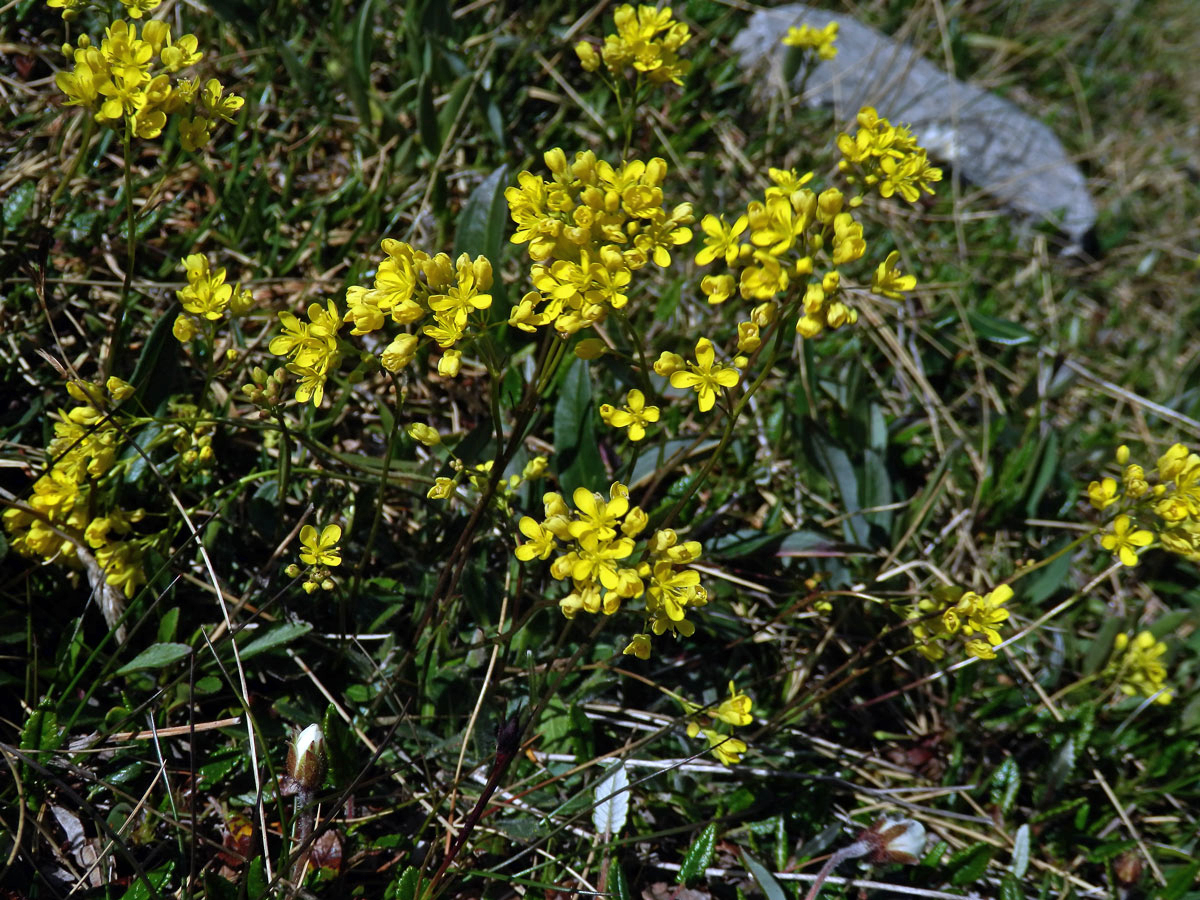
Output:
top-left (599, 389), bottom-right (659, 441)
top-left (407, 423), bottom-right (441, 447)
top-left (428, 477), bottom-right (457, 500)
top-left (623, 633), bottom-right (651, 659)
top-left (670, 338), bottom-right (740, 412)
top-left (781, 21), bottom-right (838, 59)
top-left (515, 516), bottom-right (557, 562)
top-left (872, 250), bottom-right (917, 299)
top-left (695, 214), bottom-right (747, 266)
top-left (1087, 477), bottom-right (1120, 510)
top-left (715, 681), bottom-right (753, 727)
top-left (1109, 631), bottom-right (1173, 704)
top-left (1100, 515), bottom-right (1154, 566)
top-left (299, 523), bottom-right (342, 567)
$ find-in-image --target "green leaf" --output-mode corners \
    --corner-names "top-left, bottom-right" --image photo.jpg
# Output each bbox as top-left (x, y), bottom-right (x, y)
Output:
top-left (1010, 824), bottom-right (1030, 878)
top-left (1160, 861), bottom-right (1200, 900)
top-left (118, 860), bottom-right (174, 900)
top-left (2, 180), bottom-right (36, 231)
top-left (966, 310), bottom-right (1035, 346)
top-left (417, 72), bottom-right (439, 154)
top-left (116, 642), bottom-right (191, 675)
top-left (610, 858), bottom-right (632, 900)
top-left (21, 708), bottom-right (62, 754)
top-left (999, 872), bottom-right (1023, 900)
top-left (245, 855), bottom-right (268, 900)
top-left (947, 842), bottom-right (993, 886)
top-left (740, 850), bottom-right (786, 900)
top-left (157, 608), bottom-right (180, 644)
top-left (386, 865), bottom-right (420, 900)
top-left (454, 165), bottom-right (510, 268)
top-left (238, 622), bottom-right (312, 661)
top-left (323, 704), bottom-right (357, 790)
top-left (554, 358), bottom-right (605, 496)
top-left (678, 822), bottom-right (717, 885)
top-left (989, 756), bottom-right (1020, 815)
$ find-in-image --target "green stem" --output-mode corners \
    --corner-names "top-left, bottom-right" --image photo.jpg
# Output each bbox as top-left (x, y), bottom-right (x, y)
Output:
top-left (51, 114), bottom-right (95, 209)
top-left (106, 122), bottom-right (139, 379)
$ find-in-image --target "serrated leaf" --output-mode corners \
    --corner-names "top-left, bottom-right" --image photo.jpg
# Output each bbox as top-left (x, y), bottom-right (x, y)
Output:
top-left (21, 708), bottom-right (62, 753)
top-left (990, 756), bottom-right (1020, 815)
top-left (387, 865), bottom-right (420, 900)
top-left (238, 622), bottom-right (312, 660)
top-left (740, 850), bottom-right (787, 900)
top-left (592, 761), bottom-right (630, 837)
top-left (1010, 824), bottom-right (1030, 878)
top-left (2, 180), bottom-right (36, 230)
top-left (678, 822), bottom-right (717, 884)
top-left (116, 642), bottom-right (191, 675)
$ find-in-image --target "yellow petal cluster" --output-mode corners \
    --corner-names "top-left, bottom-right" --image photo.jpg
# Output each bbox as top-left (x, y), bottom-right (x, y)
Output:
top-left (837, 106), bottom-right (943, 203)
top-left (574, 4), bottom-right (691, 86)
top-left (54, 19), bottom-right (240, 150)
top-left (506, 149), bottom-right (693, 335)
top-left (513, 482), bottom-right (709, 657)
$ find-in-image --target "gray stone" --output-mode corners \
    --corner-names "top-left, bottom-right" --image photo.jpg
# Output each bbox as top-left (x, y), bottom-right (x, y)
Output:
top-left (732, 4), bottom-right (1097, 247)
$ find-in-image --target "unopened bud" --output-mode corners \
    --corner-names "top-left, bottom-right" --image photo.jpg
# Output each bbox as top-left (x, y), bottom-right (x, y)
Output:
top-left (286, 724), bottom-right (326, 792)
top-left (858, 815), bottom-right (926, 865)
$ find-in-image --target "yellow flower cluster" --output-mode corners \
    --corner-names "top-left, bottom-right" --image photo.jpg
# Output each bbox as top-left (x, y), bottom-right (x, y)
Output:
top-left (506, 149), bottom-right (694, 335)
top-left (1106, 631), bottom-right (1173, 705)
top-left (781, 21), bottom-right (839, 60)
top-left (695, 167), bottom-right (898, 339)
top-left (54, 19), bottom-right (241, 150)
top-left (907, 584), bottom-right (1013, 661)
top-left (270, 241), bottom-right (496, 406)
top-left (49, 0), bottom-right (162, 20)
top-left (429, 456), bottom-right (549, 507)
top-left (173, 253), bottom-right (254, 342)
top-left (684, 681), bottom-right (754, 766)
top-left (514, 483), bottom-right (708, 656)
top-left (837, 107), bottom-right (943, 203)
top-left (269, 299), bottom-right (344, 407)
top-left (1088, 443), bottom-right (1200, 566)
top-left (574, 4), bottom-right (691, 87)
top-left (3, 379), bottom-right (146, 599)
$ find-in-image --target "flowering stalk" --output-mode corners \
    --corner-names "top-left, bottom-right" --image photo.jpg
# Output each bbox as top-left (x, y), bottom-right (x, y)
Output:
top-left (283, 724), bottom-right (326, 882)
top-left (803, 816), bottom-right (925, 900)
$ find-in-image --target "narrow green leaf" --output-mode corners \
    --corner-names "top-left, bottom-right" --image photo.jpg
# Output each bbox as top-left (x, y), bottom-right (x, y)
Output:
top-left (116, 642), bottom-right (191, 675)
top-left (966, 310), bottom-right (1035, 345)
top-left (610, 858), bottom-right (632, 900)
top-left (554, 358), bottom-right (605, 496)
top-left (1161, 861), bottom-right (1200, 900)
top-left (238, 622), bottom-right (312, 660)
top-left (740, 850), bottom-right (787, 900)
top-left (1010, 824), bottom-right (1030, 878)
top-left (246, 855), bottom-right (268, 900)
top-left (454, 164), bottom-right (510, 266)
top-left (999, 873), bottom-right (1023, 900)
top-left (678, 822), bottom-right (717, 884)
top-left (417, 72), bottom-right (439, 154)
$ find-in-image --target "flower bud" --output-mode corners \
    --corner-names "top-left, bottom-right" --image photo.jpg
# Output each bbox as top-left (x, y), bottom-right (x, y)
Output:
top-left (859, 815), bottom-right (926, 864)
top-left (287, 724), bottom-right (326, 793)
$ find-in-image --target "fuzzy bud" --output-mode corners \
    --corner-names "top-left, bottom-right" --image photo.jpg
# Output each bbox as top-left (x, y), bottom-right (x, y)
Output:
top-left (286, 724), bottom-right (326, 793)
